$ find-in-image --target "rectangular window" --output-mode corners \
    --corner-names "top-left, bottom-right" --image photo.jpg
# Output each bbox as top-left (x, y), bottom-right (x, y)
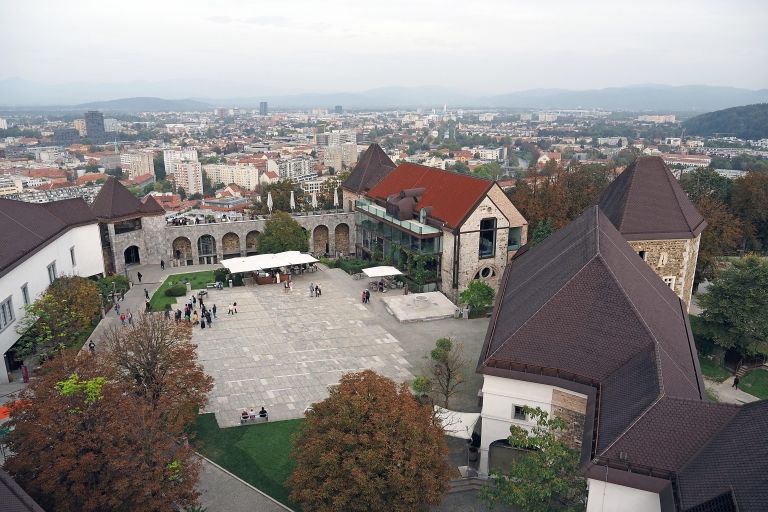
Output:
top-left (479, 218), bottom-right (497, 258)
top-left (663, 276), bottom-right (676, 289)
top-left (513, 405), bottom-right (527, 421)
top-left (0, 296), bottom-right (14, 332)
top-left (508, 227), bottom-right (522, 251)
top-left (21, 283), bottom-right (30, 305)
top-left (70, 246), bottom-right (76, 266)
top-left (47, 261), bottom-right (57, 284)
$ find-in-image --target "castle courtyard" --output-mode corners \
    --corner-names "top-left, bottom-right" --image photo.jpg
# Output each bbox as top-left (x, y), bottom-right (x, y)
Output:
top-left (183, 265), bottom-right (491, 427)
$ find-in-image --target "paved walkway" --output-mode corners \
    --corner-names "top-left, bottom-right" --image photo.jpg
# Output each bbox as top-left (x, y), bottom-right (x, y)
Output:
top-left (196, 456), bottom-right (291, 512)
top-left (705, 376), bottom-right (759, 404)
top-left (87, 263), bottom-right (222, 349)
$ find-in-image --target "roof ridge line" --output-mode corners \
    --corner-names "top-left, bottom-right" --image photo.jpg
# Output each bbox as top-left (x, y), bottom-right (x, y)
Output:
top-left (597, 394), bottom-right (665, 456)
top-left (617, 160), bottom-right (639, 231)
top-left (664, 161), bottom-right (695, 234)
top-left (485, 253), bottom-right (600, 363)
top-left (598, 230), bottom-right (701, 394)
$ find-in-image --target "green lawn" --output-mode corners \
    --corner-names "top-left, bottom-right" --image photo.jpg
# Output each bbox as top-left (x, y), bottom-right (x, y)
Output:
top-left (149, 271), bottom-right (216, 311)
top-left (740, 369), bottom-right (768, 399)
top-left (698, 355), bottom-right (732, 383)
top-left (192, 414), bottom-right (302, 507)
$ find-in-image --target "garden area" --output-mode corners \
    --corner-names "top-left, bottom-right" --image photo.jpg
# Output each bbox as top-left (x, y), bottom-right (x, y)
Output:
top-left (740, 370), bottom-right (768, 399)
top-left (192, 414), bottom-right (302, 508)
top-left (149, 270), bottom-right (217, 312)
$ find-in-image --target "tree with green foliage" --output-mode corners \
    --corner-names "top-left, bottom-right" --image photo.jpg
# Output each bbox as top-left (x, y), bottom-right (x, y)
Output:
top-left (451, 161), bottom-right (470, 174)
top-left (15, 276), bottom-right (101, 361)
top-left (480, 406), bottom-right (587, 512)
top-left (459, 280), bottom-right (495, 316)
top-left (288, 370), bottom-right (450, 512)
top-left (153, 153), bottom-right (166, 181)
top-left (257, 211), bottom-right (309, 253)
top-left (731, 172), bottom-right (768, 251)
top-left (692, 196), bottom-right (744, 286)
top-left (698, 255), bottom-right (768, 358)
top-left (679, 167), bottom-right (733, 205)
top-left (474, 162), bottom-right (503, 180)
top-left (428, 337), bottom-right (468, 408)
top-left (531, 218), bottom-right (554, 246)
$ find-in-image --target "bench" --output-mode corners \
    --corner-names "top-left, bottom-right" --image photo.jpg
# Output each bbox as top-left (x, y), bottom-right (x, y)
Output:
top-left (240, 415), bottom-right (269, 425)
top-left (206, 282), bottom-right (223, 289)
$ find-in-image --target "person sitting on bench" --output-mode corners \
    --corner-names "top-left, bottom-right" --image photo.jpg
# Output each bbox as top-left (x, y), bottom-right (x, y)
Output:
top-left (259, 406), bottom-right (268, 420)
top-left (241, 409), bottom-right (249, 421)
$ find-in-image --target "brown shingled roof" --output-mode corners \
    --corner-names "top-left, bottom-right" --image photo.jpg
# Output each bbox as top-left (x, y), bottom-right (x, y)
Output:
top-left (0, 197), bottom-right (96, 278)
top-left (90, 176), bottom-right (163, 221)
top-left (478, 206), bottom-right (706, 473)
top-left (597, 156), bottom-right (706, 240)
top-left (341, 143), bottom-right (396, 194)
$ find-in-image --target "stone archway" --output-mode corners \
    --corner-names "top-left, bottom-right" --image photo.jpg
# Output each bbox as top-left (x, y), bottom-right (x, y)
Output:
top-left (197, 234), bottom-right (217, 264)
top-left (124, 245), bottom-right (140, 266)
top-left (334, 223), bottom-right (350, 256)
top-left (245, 230), bottom-right (260, 255)
top-left (312, 225), bottom-right (329, 256)
top-left (222, 232), bottom-right (241, 259)
top-left (172, 236), bottom-right (193, 266)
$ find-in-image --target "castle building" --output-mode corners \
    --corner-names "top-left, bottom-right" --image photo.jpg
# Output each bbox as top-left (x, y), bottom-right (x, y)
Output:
top-left (598, 156), bottom-right (706, 308)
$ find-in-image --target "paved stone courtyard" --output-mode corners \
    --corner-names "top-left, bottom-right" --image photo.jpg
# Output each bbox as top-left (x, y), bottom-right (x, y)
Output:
top-left (186, 272), bottom-right (417, 426)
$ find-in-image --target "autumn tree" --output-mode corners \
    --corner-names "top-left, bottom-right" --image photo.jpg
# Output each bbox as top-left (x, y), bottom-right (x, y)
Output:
top-left (4, 351), bottom-right (203, 512)
top-left (257, 210), bottom-right (309, 253)
top-left (692, 196), bottom-right (744, 285)
top-left (15, 275), bottom-right (101, 361)
top-left (288, 370), bottom-right (450, 512)
top-left (731, 172), bottom-right (768, 250)
top-left (101, 313), bottom-right (213, 431)
top-left (480, 407), bottom-right (587, 512)
top-left (698, 255), bottom-right (768, 358)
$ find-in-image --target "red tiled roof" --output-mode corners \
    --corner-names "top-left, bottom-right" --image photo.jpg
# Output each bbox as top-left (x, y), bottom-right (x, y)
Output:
top-left (366, 163), bottom-right (492, 229)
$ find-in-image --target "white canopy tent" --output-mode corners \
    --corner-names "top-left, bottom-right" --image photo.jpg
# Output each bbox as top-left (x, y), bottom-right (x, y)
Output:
top-left (362, 266), bottom-right (403, 278)
top-left (221, 252), bottom-right (318, 274)
top-left (433, 406), bottom-right (480, 440)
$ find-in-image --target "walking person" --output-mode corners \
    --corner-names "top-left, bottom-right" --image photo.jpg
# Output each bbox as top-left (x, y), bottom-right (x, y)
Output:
top-left (160, 259), bottom-right (165, 270)
top-left (205, 310), bottom-right (212, 326)
top-left (120, 312), bottom-right (126, 326)
top-left (365, 289), bottom-right (370, 303)
top-left (128, 310), bottom-right (133, 325)
top-left (115, 302), bottom-right (121, 316)
top-left (309, 282), bottom-right (315, 297)
top-left (733, 376), bottom-right (740, 389)
top-left (315, 284), bottom-right (321, 297)
top-left (144, 288), bottom-right (149, 300)
top-left (361, 289), bottom-right (366, 304)
top-left (212, 304), bottom-right (217, 318)
top-left (145, 299), bottom-right (151, 312)
top-left (137, 271), bottom-right (143, 283)
top-left (233, 301), bottom-right (237, 314)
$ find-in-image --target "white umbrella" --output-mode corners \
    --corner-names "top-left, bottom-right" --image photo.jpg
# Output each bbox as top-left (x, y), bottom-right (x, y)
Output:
top-left (333, 187), bottom-right (339, 208)
top-left (311, 191), bottom-right (318, 210)
top-left (266, 191), bottom-right (273, 213)
top-left (289, 190), bottom-right (296, 211)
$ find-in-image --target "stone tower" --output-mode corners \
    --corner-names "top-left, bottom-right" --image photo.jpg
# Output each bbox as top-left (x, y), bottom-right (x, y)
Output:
top-left (598, 156), bottom-right (706, 308)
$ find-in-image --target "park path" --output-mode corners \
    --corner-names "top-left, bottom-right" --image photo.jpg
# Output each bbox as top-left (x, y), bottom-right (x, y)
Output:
top-left (86, 263), bottom-right (222, 349)
top-left (705, 376), bottom-right (759, 404)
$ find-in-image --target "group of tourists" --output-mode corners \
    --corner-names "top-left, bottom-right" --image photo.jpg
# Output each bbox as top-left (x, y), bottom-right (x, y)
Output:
top-left (240, 406), bottom-right (269, 422)
top-left (309, 282), bottom-right (322, 297)
top-left (173, 294), bottom-right (218, 329)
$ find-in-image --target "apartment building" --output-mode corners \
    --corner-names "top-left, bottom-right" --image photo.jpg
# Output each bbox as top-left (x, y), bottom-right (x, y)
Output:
top-left (173, 161), bottom-right (203, 195)
top-left (202, 163), bottom-right (260, 190)
top-left (120, 151), bottom-right (155, 180)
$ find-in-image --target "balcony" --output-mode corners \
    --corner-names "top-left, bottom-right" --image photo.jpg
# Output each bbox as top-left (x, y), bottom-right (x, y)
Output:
top-left (355, 199), bottom-right (440, 236)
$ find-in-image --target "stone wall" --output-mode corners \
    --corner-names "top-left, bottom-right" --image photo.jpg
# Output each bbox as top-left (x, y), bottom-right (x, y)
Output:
top-left (551, 389), bottom-right (588, 449)
top-left (108, 212), bottom-right (356, 273)
top-left (627, 235), bottom-right (699, 308)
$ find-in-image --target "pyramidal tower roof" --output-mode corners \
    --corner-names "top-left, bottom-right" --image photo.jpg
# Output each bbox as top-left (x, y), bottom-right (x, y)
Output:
top-left (597, 156), bottom-right (706, 240)
top-left (91, 177), bottom-right (164, 221)
top-left (341, 143), bottom-right (396, 194)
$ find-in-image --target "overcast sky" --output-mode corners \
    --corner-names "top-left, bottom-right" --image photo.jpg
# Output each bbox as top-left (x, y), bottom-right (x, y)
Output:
top-left (1, 0), bottom-right (766, 96)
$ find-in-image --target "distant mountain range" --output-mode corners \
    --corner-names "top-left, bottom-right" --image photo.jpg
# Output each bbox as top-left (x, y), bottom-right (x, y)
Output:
top-left (683, 103), bottom-right (768, 139)
top-left (0, 79), bottom-right (766, 112)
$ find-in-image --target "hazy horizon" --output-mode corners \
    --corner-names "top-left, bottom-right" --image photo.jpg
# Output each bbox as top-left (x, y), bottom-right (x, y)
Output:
top-left (1, 0), bottom-right (766, 101)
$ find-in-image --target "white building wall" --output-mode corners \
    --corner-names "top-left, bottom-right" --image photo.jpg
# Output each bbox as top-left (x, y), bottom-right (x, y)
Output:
top-left (478, 375), bottom-right (586, 475)
top-left (586, 479), bottom-right (661, 512)
top-left (0, 223), bottom-right (104, 383)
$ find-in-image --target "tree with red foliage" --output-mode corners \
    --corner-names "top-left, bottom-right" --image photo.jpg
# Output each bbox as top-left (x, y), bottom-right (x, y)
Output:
top-left (288, 370), bottom-right (450, 512)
